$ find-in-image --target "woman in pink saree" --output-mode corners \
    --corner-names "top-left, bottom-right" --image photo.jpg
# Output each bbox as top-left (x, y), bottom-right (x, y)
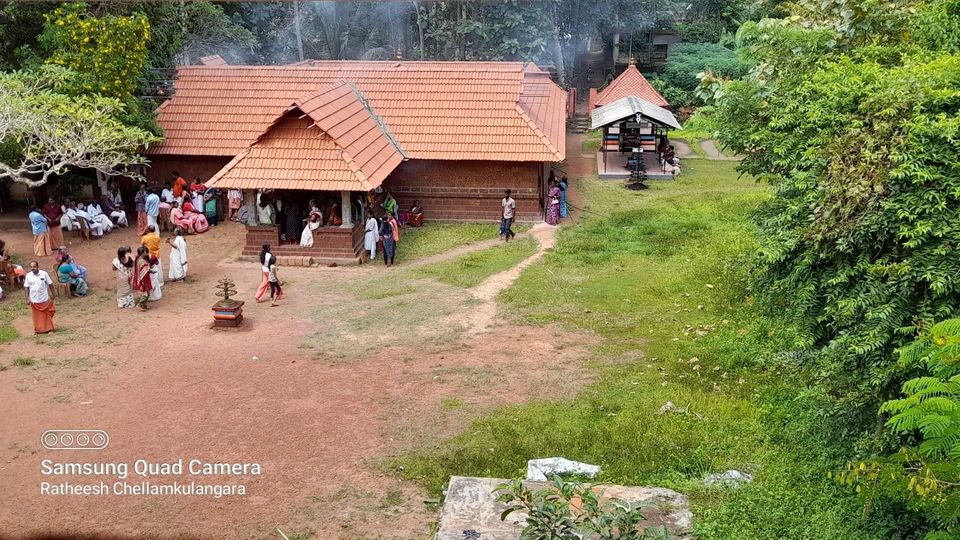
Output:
top-left (170, 200), bottom-right (210, 234)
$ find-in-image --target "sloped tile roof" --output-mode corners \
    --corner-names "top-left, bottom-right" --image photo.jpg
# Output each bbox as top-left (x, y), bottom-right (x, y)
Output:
top-left (591, 96), bottom-right (681, 130)
top-left (151, 61), bottom-right (566, 162)
top-left (595, 64), bottom-right (669, 108)
top-left (207, 83), bottom-right (404, 191)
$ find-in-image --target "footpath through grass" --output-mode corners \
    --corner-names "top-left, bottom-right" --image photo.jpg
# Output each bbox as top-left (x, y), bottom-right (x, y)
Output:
top-left (416, 237), bottom-right (537, 289)
top-left (395, 161), bottom-right (901, 539)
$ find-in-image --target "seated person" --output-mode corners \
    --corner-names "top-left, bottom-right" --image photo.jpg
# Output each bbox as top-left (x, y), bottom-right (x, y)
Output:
top-left (69, 204), bottom-right (105, 237)
top-left (85, 200), bottom-right (115, 233)
top-left (399, 200), bottom-right (424, 227)
top-left (170, 200), bottom-right (210, 234)
top-left (57, 259), bottom-right (89, 296)
top-left (328, 201), bottom-right (342, 226)
top-left (58, 200), bottom-right (75, 231)
top-left (100, 194), bottom-right (128, 227)
top-left (55, 246), bottom-right (88, 281)
top-left (0, 238), bottom-right (26, 281)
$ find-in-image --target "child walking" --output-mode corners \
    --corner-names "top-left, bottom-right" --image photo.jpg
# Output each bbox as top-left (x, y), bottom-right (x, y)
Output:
top-left (268, 259), bottom-right (284, 306)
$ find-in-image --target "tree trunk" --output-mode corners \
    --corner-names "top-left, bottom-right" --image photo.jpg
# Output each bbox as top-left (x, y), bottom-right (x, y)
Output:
top-left (612, 31), bottom-right (620, 68)
top-left (293, 1), bottom-right (305, 62)
top-left (551, 3), bottom-right (565, 86)
top-left (413, 0), bottom-right (425, 60)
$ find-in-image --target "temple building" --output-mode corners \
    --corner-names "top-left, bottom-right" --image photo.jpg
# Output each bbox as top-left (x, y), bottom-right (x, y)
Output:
top-left (146, 57), bottom-right (566, 260)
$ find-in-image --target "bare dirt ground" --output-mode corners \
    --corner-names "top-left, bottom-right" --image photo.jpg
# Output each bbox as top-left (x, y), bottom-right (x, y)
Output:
top-left (0, 216), bottom-right (593, 539)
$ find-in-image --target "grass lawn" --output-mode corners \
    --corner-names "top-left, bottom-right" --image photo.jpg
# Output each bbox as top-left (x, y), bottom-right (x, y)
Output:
top-left (396, 223), bottom-right (496, 260)
top-left (0, 295), bottom-right (23, 343)
top-left (394, 160), bottom-right (899, 539)
top-left (416, 237), bottom-right (537, 288)
top-left (581, 138), bottom-right (600, 154)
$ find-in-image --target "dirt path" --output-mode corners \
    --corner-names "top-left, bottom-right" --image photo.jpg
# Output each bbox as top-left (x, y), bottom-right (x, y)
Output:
top-left (464, 224), bottom-right (556, 334)
top-left (699, 139), bottom-right (742, 161)
top-left (0, 220), bottom-right (590, 539)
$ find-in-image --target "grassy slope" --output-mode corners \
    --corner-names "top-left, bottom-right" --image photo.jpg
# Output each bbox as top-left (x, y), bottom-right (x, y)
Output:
top-left (396, 161), bottom-right (898, 539)
top-left (416, 237), bottom-right (537, 288)
top-left (399, 223), bottom-right (525, 261)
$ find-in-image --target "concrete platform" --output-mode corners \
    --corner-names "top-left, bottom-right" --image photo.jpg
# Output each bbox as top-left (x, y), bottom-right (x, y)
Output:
top-left (596, 151), bottom-right (674, 180)
top-left (435, 476), bottom-right (693, 539)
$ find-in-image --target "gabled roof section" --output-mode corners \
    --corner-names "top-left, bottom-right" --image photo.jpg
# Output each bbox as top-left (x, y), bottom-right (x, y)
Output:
top-left (518, 65), bottom-right (565, 160)
top-left (591, 96), bottom-right (681, 130)
top-left (149, 61), bottom-right (566, 162)
top-left (206, 83), bottom-right (404, 191)
top-left (199, 55), bottom-right (227, 66)
top-left (595, 64), bottom-right (669, 108)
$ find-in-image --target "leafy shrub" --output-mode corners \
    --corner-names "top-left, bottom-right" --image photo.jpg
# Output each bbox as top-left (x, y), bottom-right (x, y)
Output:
top-left (838, 320), bottom-right (960, 538)
top-left (496, 477), bottom-right (669, 539)
top-left (712, 0), bottom-right (960, 419)
top-left (652, 42), bottom-right (749, 107)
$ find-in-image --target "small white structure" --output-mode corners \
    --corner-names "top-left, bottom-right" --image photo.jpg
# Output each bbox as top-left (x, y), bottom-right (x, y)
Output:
top-left (525, 457), bottom-right (601, 482)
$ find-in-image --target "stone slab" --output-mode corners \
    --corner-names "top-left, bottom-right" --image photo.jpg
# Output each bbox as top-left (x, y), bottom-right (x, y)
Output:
top-left (435, 476), bottom-right (693, 540)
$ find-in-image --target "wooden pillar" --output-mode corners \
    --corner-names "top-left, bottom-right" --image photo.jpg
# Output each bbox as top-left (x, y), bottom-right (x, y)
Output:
top-left (340, 191), bottom-right (352, 228)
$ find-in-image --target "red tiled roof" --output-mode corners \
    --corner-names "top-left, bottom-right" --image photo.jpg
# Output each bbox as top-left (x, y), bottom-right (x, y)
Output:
top-left (150, 61), bottom-right (566, 162)
top-left (206, 82), bottom-right (404, 191)
top-left (595, 64), bottom-right (669, 108)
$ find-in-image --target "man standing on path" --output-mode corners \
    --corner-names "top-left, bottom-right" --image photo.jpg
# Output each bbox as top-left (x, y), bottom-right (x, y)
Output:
top-left (24, 261), bottom-right (55, 334)
top-left (145, 188), bottom-right (161, 233)
top-left (500, 189), bottom-right (516, 242)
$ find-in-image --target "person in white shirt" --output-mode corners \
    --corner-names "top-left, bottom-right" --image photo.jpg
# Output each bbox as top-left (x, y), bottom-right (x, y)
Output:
top-left (500, 189), bottom-right (516, 241)
top-left (73, 204), bottom-right (105, 237)
top-left (85, 201), bottom-right (114, 233)
top-left (160, 183), bottom-right (174, 205)
top-left (23, 261), bottom-right (55, 334)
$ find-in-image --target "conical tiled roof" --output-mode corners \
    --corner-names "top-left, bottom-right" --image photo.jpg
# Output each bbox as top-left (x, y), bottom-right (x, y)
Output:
top-left (595, 64), bottom-right (669, 108)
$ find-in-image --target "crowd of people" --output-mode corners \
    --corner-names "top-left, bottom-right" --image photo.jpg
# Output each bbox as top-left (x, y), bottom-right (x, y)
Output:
top-left (5, 170), bottom-right (578, 334)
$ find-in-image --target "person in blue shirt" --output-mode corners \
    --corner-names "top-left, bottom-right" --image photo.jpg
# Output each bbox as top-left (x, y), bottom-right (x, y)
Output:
top-left (145, 188), bottom-right (161, 233)
top-left (28, 206), bottom-right (51, 257)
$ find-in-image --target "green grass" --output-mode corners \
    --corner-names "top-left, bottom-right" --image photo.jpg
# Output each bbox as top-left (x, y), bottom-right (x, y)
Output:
top-left (13, 356), bottom-right (34, 367)
top-left (0, 296), bottom-right (23, 343)
top-left (416, 237), bottom-right (537, 288)
top-left (393, 160), bottom-right (901, 539)
top-left (397, 223), bottom-right (499, 260)
top-left (581, 138), bottom-right (601, 154)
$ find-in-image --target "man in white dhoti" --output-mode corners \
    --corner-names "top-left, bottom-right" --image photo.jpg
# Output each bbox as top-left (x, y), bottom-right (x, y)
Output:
top-left (101, 194), bottom-right (128, 227)
top-left (85, 201), bottom-right (114, 233)
top-left (73, 204), bottom-right (105, 237)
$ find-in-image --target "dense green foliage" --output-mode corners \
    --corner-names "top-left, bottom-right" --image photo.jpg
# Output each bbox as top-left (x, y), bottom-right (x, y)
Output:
top-left (711, 0), bottom-right (960, 418)
top-left (39, 2), bottom-right (149, 99)
top-left (652, 42), bottom-right (747, 106)
top-left (838, 320), bottom-right (960, 537)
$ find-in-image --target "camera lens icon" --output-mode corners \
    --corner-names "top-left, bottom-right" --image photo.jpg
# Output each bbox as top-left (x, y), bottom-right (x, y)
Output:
top-left (41, 430), bottom-right (109, 451)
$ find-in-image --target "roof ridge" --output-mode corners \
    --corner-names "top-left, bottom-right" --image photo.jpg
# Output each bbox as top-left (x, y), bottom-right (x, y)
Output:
top-left (513, 104), bottom-right (562, 161)
top-left (337, 145), bottom-right (373, 191)
top-left (343, 81), bottom-right (407, 160)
